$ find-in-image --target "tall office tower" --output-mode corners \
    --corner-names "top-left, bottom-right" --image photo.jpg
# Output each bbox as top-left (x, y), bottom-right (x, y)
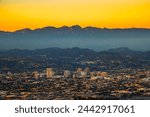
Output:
top-left (7, 71), bottom-right (13, 79)
top-left (146, 70), bottom-right (150, 77)
top-left (33, 71), bottom-right (38, 79)
top-left (85, 67), bottom-right (90, 77)
top-left (77, 68), bottom-right (82, 74)
top-left (76, 68), bottom-right (82, 77)
top-left (64, 70), bottom-right (71, 78)
top-left (46, 68), bottom-right (54, 78)
top-left (81, 71), bottom-right (87, 78)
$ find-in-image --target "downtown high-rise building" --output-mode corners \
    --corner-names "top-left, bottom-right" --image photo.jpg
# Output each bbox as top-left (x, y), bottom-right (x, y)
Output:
top-left (33, 71), bottom-right (38, 79)
top-left (46, 68), bottom-right (54, 78)
top-left (64, 70), bottom-right (71, 78)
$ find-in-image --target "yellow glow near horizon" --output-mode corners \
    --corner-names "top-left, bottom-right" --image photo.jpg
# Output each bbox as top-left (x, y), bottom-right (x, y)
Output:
top-left (0, 0), bottom-right (150, 31)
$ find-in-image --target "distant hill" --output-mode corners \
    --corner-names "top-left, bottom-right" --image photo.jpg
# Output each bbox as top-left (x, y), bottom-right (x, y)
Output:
top-left (0, 47), bottom-right (149, 60)
top-left (0, 25), bottom-right (150, 51)
top-left (0, 47), bottom-right (95, 57)
top-left (108, 47), bottom-right (143, 55)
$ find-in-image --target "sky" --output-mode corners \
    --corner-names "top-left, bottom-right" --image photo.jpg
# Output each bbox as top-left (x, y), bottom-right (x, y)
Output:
top-left (0, 0), bottom-right (150, 31)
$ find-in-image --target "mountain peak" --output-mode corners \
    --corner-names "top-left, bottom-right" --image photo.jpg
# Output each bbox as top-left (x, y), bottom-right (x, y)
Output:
top-left (15, 28), bottom-right (32, 33)
top-left (108, 47), bottom-right (136, 55)
top-left (71, 25), bottom-right (82, 29)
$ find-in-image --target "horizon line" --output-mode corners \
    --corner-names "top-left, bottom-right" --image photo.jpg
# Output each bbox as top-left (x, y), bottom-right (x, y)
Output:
top-left (1, 25), bottom-right (150, 32)
top-left (0, 47), bottom-right (149, 52)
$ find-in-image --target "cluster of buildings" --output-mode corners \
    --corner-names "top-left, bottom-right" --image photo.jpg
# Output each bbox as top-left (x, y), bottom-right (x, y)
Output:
top-left (1, 66), bottom-right (150, 82)
top-left (32, 67), bottom-right (109, 80)
top-left (0, 66), bottom-right (150, 100)
top-left (0, 47), bottom-right (150, 99)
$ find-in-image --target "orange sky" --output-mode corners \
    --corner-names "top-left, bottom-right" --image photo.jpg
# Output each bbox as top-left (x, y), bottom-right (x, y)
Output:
top-left (0, 0), bottom-right (150, 31)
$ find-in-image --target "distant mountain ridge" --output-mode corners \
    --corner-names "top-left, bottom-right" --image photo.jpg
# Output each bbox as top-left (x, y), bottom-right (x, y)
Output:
top-left (0, 25), bottom-right (150, 51)
top-left (0, 47), bottom-right (95, 56)
top-left (1, 25), bottom-right (150, 33)
top-left (0, 47), bottom-right (149, 60)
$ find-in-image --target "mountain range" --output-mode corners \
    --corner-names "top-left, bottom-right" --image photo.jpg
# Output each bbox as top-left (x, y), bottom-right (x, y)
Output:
top-left (0, 47), bottom-right (149, 60)
top-left (0, 25), bottom-right (150, 51)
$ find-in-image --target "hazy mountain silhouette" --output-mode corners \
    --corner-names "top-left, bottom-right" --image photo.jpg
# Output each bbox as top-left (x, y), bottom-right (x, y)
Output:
top-left (0, 47), bottom-right (149, 60)
top-left (0, 47), bottom-right (95, 57)
top-left (0, 25), bottom-right (150, 51)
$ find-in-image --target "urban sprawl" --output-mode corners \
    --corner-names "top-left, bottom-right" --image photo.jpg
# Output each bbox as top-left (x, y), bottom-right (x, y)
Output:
top-left (0, 48), bottom-right (150, 100)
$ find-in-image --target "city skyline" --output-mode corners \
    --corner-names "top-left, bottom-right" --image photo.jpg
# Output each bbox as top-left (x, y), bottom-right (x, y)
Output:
top-left (0, 0), bottom-right (150, 31)
top-left (0, 46), bottom-right (149, 100)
